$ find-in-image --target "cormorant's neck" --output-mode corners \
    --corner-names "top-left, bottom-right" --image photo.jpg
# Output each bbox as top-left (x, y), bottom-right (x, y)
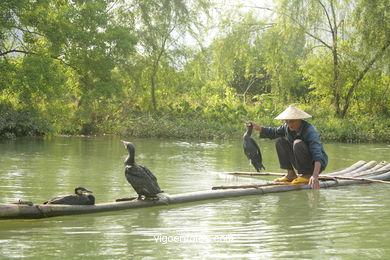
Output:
top-left (245, 125), bottom-right (253, 136)
top-left (125, 146), bottom-right (135, 165)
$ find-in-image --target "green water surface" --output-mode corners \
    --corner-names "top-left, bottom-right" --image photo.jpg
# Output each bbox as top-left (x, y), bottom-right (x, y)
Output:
top-left (0, 136), bottom-right (389, 259)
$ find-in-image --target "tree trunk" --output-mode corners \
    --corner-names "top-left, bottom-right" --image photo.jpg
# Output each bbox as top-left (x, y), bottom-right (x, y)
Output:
top-left (329, 1), bottom-right (342, 117)
top-left (151, 67), bottom-right (157, 112)
top-left (150, 51), bottom-right (163, 112)
top-left (149, 27), bottom-right (173, 112)
top-left (332, 49), bottom-right (342, 116)
top-left (341, 39), bottom-right (390, 117)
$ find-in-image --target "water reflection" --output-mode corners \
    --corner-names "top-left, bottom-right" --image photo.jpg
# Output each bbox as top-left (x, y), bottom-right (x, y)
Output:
top-left (0, 137), bottom-right (389, 259)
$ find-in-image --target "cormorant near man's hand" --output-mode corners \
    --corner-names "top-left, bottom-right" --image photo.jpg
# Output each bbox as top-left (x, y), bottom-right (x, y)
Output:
top-left (122, 140), bottom-right (163, 200)
top-left (243, 122), bottom-right (265, 172)
top-left (43, 187), bottom-right (95, 205)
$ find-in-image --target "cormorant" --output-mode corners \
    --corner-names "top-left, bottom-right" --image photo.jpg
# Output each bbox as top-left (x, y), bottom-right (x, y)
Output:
top-left (43, 187), bottom-right (95, 205)
top-left (122, 141), bottom-right (163, 200)
top-left (243, 123), bottom-right (265, 172)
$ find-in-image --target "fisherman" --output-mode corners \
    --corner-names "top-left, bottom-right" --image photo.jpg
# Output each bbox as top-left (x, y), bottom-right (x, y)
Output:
top-left (247, 104), bottom-right (328, 190)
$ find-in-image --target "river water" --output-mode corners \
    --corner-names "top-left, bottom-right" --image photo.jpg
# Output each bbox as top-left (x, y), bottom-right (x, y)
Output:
top-left (0, 136), bottom-right (389, 259)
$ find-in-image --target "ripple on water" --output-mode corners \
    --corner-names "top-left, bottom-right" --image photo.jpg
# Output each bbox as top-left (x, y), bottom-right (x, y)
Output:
top-left (1, 137), bottom-right (389, 259)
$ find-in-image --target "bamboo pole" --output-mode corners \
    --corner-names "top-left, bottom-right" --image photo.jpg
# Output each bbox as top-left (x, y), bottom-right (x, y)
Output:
top-left (351, 169), bottom-right (390, 177)
top-left (1, 174), bottom-right (388, 219)
top-left (212, 182), bottom-right (285, 190)
top-left (222, 169), bottom-right (390, 181)
top-left (223, 171), bottom-right (285, 176)
top-left (1, 161), bottom-right (390, 219)
top-left (212, 175), bottom-right (390, 190)
top-left (325, 160), bottom-right (368, 176)
top-left (341, 161), bottom-right (381, 177)
top-left (318, 175), bottom-right (390, 184)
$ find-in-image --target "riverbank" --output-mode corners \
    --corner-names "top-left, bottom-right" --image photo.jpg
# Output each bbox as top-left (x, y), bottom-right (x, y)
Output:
top-left (1, 105), bottom-right (389, 143)
top-left (120, 113), bottom-right (390, 143)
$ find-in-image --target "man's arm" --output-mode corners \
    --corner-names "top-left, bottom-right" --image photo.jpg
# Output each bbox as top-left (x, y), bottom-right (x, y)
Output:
top-left (309, 161), bottom-right (321, 189)
top-left (247, 120), bottom-right (286, 139)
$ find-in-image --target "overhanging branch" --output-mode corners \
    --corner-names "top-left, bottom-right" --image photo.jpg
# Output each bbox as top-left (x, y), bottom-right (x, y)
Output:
top-left (341, 38), bottom-right (390, 116)
top-left (0, 49), bottom-right (32, 57)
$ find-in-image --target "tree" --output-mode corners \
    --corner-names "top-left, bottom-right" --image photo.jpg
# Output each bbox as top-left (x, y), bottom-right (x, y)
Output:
top-left (212, 14), bottom-right (272, 103)
top-left (0, 0), bottom-right (137, 133)
top-left (117, 0), bottom-right (211, 112)
top-left (262, 19), bottom-right (308, 104)
top-left (276, 0), bottom-right (389, 117)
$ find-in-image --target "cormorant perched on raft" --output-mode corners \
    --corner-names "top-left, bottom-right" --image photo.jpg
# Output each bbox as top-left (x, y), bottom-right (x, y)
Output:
top-left (121, 141), bottom-right (163, 200)
top-left (243, 122), bottom-right (265, 172)
top-left (43, 187), bottom-right (95, 205)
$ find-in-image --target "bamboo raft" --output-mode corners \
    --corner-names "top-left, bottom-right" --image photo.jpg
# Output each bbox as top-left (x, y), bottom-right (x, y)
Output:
top-left (1, 160), bottom-right (389, 219)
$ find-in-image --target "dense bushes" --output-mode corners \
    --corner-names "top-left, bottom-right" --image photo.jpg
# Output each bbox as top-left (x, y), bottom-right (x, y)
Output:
top-left (119, 104), bottom-right (390, 143)
top-left (314, 116), bottom-right (390, 143)
top-left (1, 100), bottom-right (388, 143)
top-left (0, 103), bottom-right (49, 138)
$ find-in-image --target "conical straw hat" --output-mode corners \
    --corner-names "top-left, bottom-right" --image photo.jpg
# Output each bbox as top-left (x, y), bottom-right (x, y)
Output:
top-left (274, 104), bottom-right (312, 120)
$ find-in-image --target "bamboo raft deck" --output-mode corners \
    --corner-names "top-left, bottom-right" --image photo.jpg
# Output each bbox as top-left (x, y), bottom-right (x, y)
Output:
top-left (1, 160), bottom-right (389, 219)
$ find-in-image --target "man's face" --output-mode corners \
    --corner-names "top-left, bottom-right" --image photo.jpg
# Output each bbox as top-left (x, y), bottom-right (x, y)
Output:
top-left (286, 119), bottom-right (302, 132)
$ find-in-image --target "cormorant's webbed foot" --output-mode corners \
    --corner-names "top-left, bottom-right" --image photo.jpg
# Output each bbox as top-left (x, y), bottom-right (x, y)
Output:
top-left (13, 200), bottom-right (34, 206)
top-left (115, 196), bottom-right (138, 202)
top-left (144, 196), bottom-right (160, 201)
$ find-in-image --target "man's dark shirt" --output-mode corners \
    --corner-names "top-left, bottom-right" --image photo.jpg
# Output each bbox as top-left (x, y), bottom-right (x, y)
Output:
top-left (260, 120), bottom-right (328, 169)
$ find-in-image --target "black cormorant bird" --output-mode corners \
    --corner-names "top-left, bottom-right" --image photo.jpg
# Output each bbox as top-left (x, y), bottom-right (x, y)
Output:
top-left (43, 187), bottom-right (95, 205)
top-left (243, 123), bottom-right (265, 172)
top-left (122, 141), bottom-right (163, 200)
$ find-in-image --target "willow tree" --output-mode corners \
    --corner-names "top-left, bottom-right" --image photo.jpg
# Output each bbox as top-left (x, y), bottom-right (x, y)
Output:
top-left (117, 0), bottom-right (210, 112)
top-left (262, 18), bottom-right (308, 104)
top-left (209, 13), bottom-right (272, 104)
top-left (275, 0), bottom-right (389, 117)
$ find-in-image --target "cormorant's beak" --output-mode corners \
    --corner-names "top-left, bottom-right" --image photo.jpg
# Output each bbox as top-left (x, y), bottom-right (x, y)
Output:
top-left (121, 140), bottom-right (128, 148)
top-left (84, 189), bottom-right (93, 193)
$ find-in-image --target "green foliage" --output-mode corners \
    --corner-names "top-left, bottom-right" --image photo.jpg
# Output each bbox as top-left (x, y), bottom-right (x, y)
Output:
top-left (275, 0), bottom-right (390, 117)
top-left (314, 116), bottom-right (390, 143)
top-left (119, 102), bottom-right (389, 143)
top-left (0, 0), bottom-right (389, 143)
top-left (0, 103), bottom-right (50, 138)
top-left (1, 0), bottom-right (137, 137)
